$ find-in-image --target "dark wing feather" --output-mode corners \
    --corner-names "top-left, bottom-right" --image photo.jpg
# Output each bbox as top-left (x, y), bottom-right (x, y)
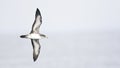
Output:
top-left (31, 8), bottom-right (42, 33)
top-left (31, 39), bottom-right (41, 62)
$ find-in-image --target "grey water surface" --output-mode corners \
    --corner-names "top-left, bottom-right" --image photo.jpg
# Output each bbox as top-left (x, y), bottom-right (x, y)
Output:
top-left (0, 31), bottom-right (120, 68)
top-left (0, 0), bottom-right (120, 68)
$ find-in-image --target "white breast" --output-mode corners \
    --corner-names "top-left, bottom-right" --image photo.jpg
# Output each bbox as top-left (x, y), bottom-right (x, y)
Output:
top-left (27, 33), bottom-right (41, 39)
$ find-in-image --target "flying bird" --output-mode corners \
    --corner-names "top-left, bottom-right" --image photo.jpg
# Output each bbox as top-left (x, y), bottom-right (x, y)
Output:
top-left (20, 8), bottom-right (47, 62)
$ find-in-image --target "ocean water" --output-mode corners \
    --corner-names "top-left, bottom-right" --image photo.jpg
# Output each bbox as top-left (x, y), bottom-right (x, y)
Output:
top-left (0, 31), bottom-right (120, 68)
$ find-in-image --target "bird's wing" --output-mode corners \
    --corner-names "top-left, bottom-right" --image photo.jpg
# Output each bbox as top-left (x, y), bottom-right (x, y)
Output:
top-left (31, 39), bottom-right (41, 61)
top-left (31, 8), bottom-right (42, 33)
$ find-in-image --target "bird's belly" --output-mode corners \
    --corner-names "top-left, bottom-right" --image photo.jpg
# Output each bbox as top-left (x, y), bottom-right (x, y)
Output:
top-left (27, 34), bottom-right (41, 39)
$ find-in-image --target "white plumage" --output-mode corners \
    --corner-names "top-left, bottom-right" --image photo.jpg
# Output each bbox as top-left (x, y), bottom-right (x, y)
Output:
top-left (20, 8), bottom-right (47, 62)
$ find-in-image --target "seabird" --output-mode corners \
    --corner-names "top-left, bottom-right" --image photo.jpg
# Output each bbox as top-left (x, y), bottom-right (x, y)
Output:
top-left (20, 8), bottom-right (47, 62)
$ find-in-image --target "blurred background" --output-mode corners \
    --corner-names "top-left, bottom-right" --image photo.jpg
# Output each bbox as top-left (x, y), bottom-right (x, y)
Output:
top-left (0, 0), bottom-right (120, 68)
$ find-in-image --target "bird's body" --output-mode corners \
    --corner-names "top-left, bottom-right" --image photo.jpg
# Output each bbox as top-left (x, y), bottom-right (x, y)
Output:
top-left (20, 8), bottom-right (47, 62)
top-left (21, 33), bottom-right (41, 39)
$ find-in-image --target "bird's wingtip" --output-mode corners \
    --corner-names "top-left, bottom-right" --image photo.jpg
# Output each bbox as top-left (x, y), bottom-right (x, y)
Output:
top-left (35, 8), bottom-right (41, 17)
top-left (36, 8), bottom-right (39, 11)
top-left (33, 55), bottom-right (38, 62)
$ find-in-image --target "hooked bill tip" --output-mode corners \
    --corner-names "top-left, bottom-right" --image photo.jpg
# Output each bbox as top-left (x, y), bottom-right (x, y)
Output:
top-left (20, 35), bottom-right (26, 38)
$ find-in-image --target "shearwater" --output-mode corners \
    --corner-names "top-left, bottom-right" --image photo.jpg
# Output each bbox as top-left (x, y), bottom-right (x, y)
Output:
top-left (20, 8), bottom-right (47, 62)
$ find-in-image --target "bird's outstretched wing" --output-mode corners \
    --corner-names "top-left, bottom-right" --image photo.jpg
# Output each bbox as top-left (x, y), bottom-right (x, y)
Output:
top-left (31, 8), bottom-right (42, 33)
top-left (31, 39), bottom-right (41, 61)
